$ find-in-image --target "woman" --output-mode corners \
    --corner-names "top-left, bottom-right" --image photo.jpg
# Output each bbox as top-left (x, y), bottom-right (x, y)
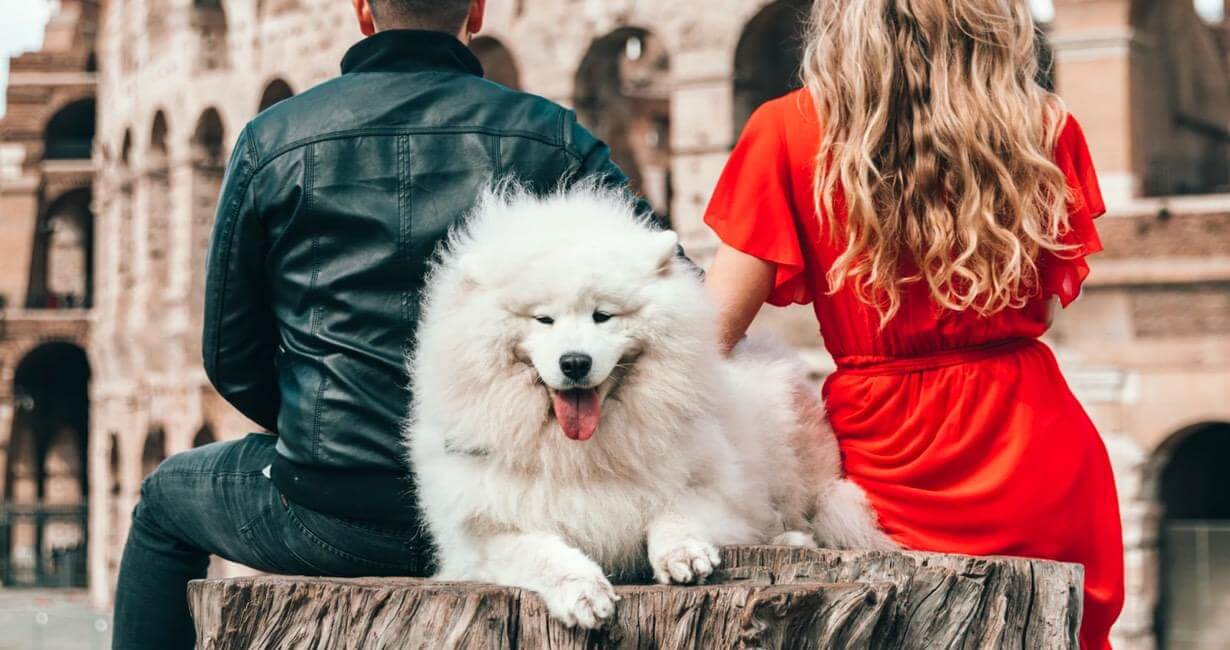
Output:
top-left (704, 1), bottom-right (1124, 647)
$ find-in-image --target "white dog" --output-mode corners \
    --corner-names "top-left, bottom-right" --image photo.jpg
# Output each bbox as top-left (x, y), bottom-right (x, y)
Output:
top-left (406, 183), bottom-right (892, 629)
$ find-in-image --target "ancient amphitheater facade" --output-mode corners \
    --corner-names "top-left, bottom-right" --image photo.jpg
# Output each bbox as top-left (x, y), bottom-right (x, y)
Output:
top-left (1, 1), bottom-right (1229, 648)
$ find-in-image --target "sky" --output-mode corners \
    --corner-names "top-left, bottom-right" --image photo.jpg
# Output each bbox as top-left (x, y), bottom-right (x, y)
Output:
top-left (0, 0), bottom-right (1227, 117)
top-left (0, 0), bottom-right (56, 118)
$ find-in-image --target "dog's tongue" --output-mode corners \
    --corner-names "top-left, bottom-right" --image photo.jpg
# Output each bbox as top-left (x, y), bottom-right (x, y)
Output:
top-left (553, 389), bottom-right (601, 441)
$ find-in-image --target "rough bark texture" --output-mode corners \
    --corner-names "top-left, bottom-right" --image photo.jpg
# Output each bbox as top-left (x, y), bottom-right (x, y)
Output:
top-left (188, 546), bottom-right (1083, 649)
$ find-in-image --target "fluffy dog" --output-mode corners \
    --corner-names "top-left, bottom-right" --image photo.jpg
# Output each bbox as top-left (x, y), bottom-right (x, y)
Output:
top-left (406, 183), bottom-right (892, 629)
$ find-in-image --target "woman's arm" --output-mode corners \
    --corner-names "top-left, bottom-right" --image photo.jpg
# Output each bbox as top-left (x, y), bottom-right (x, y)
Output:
top-left (705, 244), bottom-right (775, 354)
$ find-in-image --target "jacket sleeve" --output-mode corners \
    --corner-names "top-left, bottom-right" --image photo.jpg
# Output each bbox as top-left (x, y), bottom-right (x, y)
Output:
top-left (201, 124), bottom-right (281, 432)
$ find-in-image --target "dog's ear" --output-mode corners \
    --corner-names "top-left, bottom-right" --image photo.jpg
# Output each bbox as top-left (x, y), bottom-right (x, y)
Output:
top-left (651, 230), bottom-right (679, 276)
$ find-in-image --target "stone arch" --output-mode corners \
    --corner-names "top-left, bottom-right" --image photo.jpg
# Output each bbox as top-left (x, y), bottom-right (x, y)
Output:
top-left (191, 0), bottom-right (229, 71)
top-left (472, 36), bottom-right (522, 90)
top-left (258, 79), bottom-right (295, 112)
top-left (26, 189), bottom-right (93, 310)
top-left (2, 342), bottom-right (90, 587)
top-left (190, 109), bottom-right (227, 331)
top-left (141, 428), bottom-right (167, 479)
top-left (732, 0), bottom-right (810, 140)
top-left (574, 27), bottom-right (673, 220)
top-left (43, 98), bottom-right (95, 160)
top-left (146, 111), bottom-right (172, 349)
top-left (1150, 421), bottom-right (1230, 647)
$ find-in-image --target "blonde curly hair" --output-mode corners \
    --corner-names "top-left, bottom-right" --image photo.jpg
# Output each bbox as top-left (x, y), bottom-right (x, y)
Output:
top-left (803, 0), bottom-right (1072, 324)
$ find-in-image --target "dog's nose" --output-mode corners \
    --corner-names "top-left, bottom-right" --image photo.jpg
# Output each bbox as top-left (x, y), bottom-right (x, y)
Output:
top-left (559, 353), bottom-right (593, 381)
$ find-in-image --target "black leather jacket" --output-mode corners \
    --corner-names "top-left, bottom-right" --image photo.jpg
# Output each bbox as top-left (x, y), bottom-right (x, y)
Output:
top-left (202, 30), bottom-right (640, 521)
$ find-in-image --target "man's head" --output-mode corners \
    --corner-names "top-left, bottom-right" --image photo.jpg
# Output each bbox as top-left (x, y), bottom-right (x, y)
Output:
top-left (351, 0), bottom-right (486, 40)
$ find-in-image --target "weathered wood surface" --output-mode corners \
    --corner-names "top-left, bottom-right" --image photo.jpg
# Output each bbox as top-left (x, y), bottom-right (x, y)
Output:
top-left (188, 546), bottom-right (1083, 649)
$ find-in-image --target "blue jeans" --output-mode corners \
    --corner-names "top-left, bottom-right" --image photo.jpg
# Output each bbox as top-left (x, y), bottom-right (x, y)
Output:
top-left (112, 433), bottom-right (430, 649)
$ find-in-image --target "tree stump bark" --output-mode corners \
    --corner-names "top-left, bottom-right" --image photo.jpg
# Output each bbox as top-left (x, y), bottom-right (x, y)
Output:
top-left (187, 546), bottom-right (1083, 649)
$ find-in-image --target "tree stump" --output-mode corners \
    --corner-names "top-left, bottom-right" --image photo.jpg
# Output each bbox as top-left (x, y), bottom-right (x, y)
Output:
top-left (187, 546), bottom-right (1083, 649)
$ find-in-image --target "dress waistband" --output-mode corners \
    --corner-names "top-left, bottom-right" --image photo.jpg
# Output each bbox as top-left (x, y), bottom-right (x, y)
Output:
top-left (833, 338), bottom-right (1038, 377)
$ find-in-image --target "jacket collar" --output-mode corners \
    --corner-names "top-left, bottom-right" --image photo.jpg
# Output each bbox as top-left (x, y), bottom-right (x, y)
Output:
top-left (341, 29), bottom-right (484, 77)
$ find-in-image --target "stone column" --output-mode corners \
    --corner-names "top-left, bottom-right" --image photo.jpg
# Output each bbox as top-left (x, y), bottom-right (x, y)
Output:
top-left (88, 401), bottom-right (112, 608)
top-left (1050, 0), bottom-right (1138, 207)
top-left (667, 48), bottom-right (736, 266)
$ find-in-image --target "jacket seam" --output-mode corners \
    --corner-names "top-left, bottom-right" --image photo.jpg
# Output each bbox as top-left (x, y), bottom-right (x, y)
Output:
top-left (305, 144), bottom-right (322, 335)
top-left (204, 126), bottom-right (257, 381)
top-left (252, 127), bottom-right (563, 172)
top-left (398, 134), bottom-right (413, 339)
top-left (312, 373), bottom-right (328, 460)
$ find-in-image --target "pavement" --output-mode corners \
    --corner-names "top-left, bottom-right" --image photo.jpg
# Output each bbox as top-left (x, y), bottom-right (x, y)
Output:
top-left (0, 590), bottom-right (111, 650)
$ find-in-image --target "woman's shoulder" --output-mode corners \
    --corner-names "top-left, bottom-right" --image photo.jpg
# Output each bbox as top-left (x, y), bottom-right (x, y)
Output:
top-left (739, 89), bottom-right (821, 175)
top-left (746, 89), bottom-right (819, 136)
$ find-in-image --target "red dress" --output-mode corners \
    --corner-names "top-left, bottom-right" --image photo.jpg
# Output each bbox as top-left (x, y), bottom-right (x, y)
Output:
top-left (705, 90), bottom-right (1124, 649)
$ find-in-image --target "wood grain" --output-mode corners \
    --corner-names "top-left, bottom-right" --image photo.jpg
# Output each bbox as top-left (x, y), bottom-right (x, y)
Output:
top-left (188, 546), bottom-right (1082, 649)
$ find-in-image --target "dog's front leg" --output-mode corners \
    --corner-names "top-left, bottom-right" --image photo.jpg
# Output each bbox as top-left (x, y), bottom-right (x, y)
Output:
top-left (472, 531), bottom-right (618, 629)
top-left (646, 493), bottom-right (727, 585)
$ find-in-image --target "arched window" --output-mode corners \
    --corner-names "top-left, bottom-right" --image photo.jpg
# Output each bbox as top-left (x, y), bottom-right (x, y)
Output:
top-left (141, 429), bottom-right (167, 479)
top-left (3, 343), bottom-right (90, 588)
top-left (471, 37), bottom-right (521, 90)
top-left (44, 99), bottom-right (96, 160)
top-left (146, 113), bottom-right (172, 335)
top-left (1156, 422), bottom-right (1230, 647)
top-left (258, 79), bottom-right (295, 112)
top-left (28, 189), bottom-right (93, 309)
top-left (192, 0), bottom-right (229, 71)
top-left (575, 28), bottom-right (672, 220)
top-left (732, 0), bottom-right (809, 140)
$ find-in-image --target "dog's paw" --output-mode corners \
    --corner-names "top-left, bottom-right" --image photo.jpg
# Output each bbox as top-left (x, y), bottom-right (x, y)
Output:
top-left (542, 572), bottom-right (619, 629)
top-left (650, 538), bottom-right (721, 585)
top-left (771, 531), bottom-right (818, 548)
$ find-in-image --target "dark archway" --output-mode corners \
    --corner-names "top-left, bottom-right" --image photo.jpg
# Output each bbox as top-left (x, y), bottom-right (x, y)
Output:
top-left (472, 37), bottom-right (521, 89)
top-left (44, 99), bottom-right (96, 160)
top-left (258, 79), bottom-right (295, 112)
top-left (27, 189), bottom-right (93, 309)
top-left (141, 429), bottom-right (167, 479)
top-left (732, 0), bottom-right (809, 140)
top-left (117, 130), bottom-right (136, 329)
top-left (192, 0), bottom-right (229, 71)
top-left (2, 343), bottom-right (90, 587)
top-left (193, 426), bottom-right (216, 448)
top-left (1156, 422), bottom-right (1230, 647)
top-left (574, 28), bottom-right (672, 220)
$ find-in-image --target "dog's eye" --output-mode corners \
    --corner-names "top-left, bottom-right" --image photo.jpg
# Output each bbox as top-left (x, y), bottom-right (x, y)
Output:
top-left (592, 311), bottom-right (613, 324)
top-left (534, 315), bottom-right (555, 325)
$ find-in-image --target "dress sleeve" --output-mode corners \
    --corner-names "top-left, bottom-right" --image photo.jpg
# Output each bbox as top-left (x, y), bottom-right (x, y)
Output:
top-left (704, 102), bottom-right (813, 307)
top-left (1042, 115), bottom-right (1106, 308)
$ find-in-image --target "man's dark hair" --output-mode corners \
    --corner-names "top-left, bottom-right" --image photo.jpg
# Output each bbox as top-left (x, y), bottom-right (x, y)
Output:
top-left (371, 0), bottom-right (472, 34)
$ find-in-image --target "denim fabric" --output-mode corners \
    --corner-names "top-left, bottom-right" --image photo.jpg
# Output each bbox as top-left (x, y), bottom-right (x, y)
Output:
top-left (111, 433), bottom-right (431, 649)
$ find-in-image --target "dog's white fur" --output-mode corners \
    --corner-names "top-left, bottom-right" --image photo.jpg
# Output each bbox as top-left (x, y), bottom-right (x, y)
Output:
top-left (407, 183), bottom-right (892, 629)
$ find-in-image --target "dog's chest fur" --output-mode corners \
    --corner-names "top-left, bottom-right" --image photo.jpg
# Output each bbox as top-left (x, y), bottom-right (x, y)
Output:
top-left (465, 451), bottom-right (694, 578)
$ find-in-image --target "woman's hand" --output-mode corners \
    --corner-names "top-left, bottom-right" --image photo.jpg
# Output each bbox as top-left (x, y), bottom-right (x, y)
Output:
top-left (704, 244), bottom-right (775, 354)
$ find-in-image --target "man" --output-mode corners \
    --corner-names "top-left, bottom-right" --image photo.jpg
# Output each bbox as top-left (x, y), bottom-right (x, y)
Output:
top-left (112, 1), bottom-right (644, 647)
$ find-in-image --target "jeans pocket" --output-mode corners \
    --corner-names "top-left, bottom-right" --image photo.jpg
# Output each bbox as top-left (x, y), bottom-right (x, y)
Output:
top-left (236, 501), bottom-right (309, 575)
top-left (279, 497), bottom-right (426, 577)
